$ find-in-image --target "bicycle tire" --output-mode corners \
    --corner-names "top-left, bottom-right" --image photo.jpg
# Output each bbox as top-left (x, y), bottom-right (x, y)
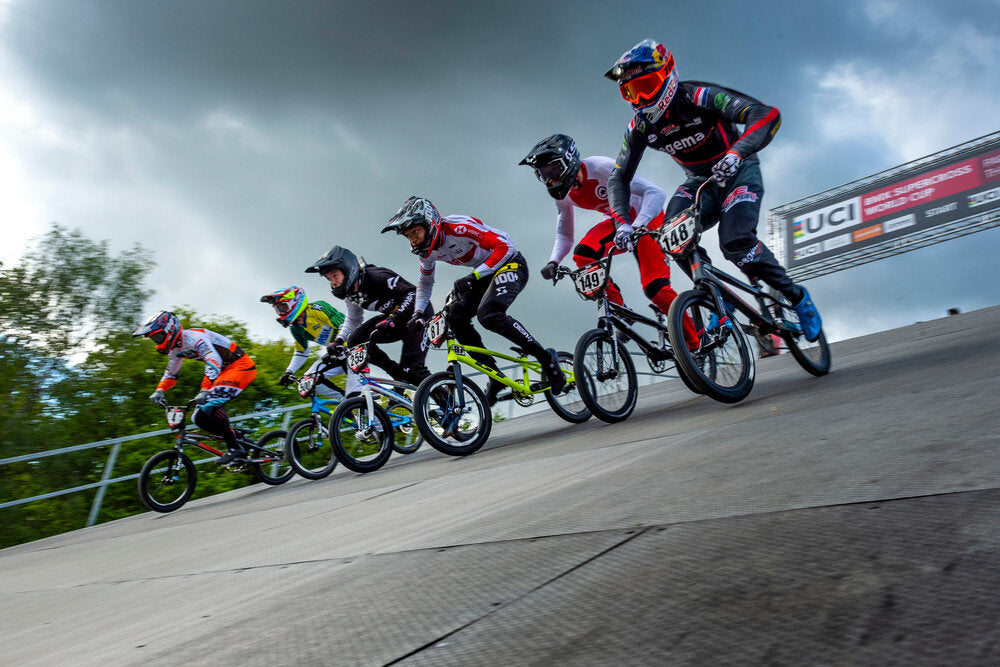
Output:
top-left (330, 397), bottom-right (394, 473)
top-left (774, 303), bottom-right (832, 376)
top-left (250, 429), bottom-right (295, 485)
top-left (544, 351), bottom-right (592, 423)
top-left (667, 290), bottom-right (755, 403)
top-left (573, 328), bottom-right (638, 423)
top-left (285, 417), bottom-right (338, 480)
top-left (385, 401), bottom-right (423, 454)
top-left (138, 450), bottom-right (196, 513)
top-left (413, 371), bottom-right (491, 456)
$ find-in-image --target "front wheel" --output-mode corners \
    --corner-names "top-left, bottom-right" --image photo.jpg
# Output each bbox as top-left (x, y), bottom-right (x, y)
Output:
top-left (330, 397), bottom-right (394, 473)
top-left (250, 429), bottom-right (295, 485)
top-left (573, 329), bottom-right (638, 423)
top-left (138, 450), bottom-right (196, 513)
top-left (774, 303), bottom-right (832, 376)
top-left (413, 371), bottom-right (492, 456)
top-left (286, 417), bottom-right (338, 480)
top-left (544, 351), bottom-right (592, 424)
top-left (667, 290), bottom-right (755, 403)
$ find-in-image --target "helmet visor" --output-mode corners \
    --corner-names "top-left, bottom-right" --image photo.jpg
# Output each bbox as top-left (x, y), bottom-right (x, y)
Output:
top-left (149, 331), bottom-right (167, 344)
top-left (619, 67), bottom-right (667, 106)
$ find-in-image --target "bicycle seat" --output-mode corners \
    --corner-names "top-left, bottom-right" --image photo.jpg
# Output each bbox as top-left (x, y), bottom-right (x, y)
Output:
top-left (510, 346), bottom-right (528, 357)
top-left (232, 426), bottom-right (250, 439)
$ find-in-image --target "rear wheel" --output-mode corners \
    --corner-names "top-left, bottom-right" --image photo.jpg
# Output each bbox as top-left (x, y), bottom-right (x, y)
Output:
top-left (774, 302), bottom-right (832, 376)
top-left (573, 329), bottom-right (638, 423)
top-left (286, 417), bottom-right (338, 480)
top-left (413, 371), bottom-right (492, 456)
top-left (668, 290), bottom-right (754, 403)
top-left (250, 429), bottom-right (294, 485)
top-left (138, 450), bottom-right (196, 513)
top-left (330, 397), bottom-right (394, 473)
top-left (385, 400), bottom-right (423, 454)
top-left (544, 351), bottom-right (591, 423)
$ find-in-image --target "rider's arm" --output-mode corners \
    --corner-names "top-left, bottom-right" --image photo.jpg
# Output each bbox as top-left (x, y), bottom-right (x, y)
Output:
top-left (285, 327), bottom-right (311, 374)
top-left (197, 339), bottom-right (224, 390)
top-left (336, 301), bottom-right (364, 343)
top-left (549, 198), bottom-right (575, 263)
top-left (155, 354), bottom-right (183, 392)
top-left (695, 83), bottom-right (781, 159)
top-left (628, 173), bottom-right (667, 228)
top-left (457, 219), bottom-right (516, 278)
top-left (608, 120), bottom-right (649, 227)
top-left (414, 258), bottom-right (435, 312)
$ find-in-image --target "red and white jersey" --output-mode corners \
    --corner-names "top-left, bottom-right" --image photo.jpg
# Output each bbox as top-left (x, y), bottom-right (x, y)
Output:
top-left (549, 155), bottom-right (666, 263)
top-left (415, 215), bottom-right (517, 311)
top-left (155, 327), bottom-right (246, 392)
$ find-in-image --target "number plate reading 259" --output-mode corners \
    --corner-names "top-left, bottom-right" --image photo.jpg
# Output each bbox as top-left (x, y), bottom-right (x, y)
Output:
top-left (573, 264), bottom-right (606, 298)
top-left (347, 345), bottom-right (369, 372)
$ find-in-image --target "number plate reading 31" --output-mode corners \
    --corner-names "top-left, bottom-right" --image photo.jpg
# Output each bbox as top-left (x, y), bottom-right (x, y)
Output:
top-left (347, 345), bottom-right (368, 372)
top-left (166, 408), bottom-right (185, 429)
top-left (661, 212), bottom-right (695, 256)
top-left (573, 264), bottom-right (606, 298)
top-left (427, 315), bottom-right (447, 346)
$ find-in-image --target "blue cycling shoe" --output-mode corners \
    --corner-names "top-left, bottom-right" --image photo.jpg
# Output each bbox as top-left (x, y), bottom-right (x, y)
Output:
top-left (793, 287), bottom-right (822, 342)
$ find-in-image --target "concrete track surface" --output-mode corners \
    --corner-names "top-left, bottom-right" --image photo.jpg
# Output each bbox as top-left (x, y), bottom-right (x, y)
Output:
top-left (3, 306), bottom-right (999, 666)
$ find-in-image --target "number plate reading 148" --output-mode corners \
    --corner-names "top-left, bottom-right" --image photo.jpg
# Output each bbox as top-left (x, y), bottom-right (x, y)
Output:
top-left (427, 314), bottom-right (447, 346)
top-left (573, 264), bottom-right (606, 297)
top-left (347, 345), bottom-right (369, 372)
top-left (661, 211), bottom-right (696, 255)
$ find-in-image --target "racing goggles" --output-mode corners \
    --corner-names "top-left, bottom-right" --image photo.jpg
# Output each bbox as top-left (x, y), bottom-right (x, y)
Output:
top-left (618, 65), bottom-right (669, 106)
top-left (148, 330), bottom-right (168, 344)
top-left (272, 300), bottom-right (293, 315)
top-left (533, 159), bottom-right (568, 187)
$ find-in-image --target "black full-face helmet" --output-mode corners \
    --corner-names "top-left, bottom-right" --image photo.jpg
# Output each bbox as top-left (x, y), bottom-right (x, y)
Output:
top-left (380, 196), bottom-right (441, 256)
top-left (519, 134), bottom-right (581, 200)
top-left (305, 245), bottom-right (361, 299)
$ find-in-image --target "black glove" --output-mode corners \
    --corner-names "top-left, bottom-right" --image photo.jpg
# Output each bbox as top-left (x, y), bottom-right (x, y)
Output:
top-left (322, 342), bottom-right (346, 365)
top-left (148, 389), bottom-right (167, 407)
top-left (371, 317), bottom-right (396, 341)
top-left (453, 273), bottom-right (478, 296)
top-left (540, 261), bottom-right (558, 280)
top-left (278, 371), bottom-right (295, 387)
top-left (408, 313), bottom-right (427, 331)
top-left (192, 390), bottom-right (210, 406)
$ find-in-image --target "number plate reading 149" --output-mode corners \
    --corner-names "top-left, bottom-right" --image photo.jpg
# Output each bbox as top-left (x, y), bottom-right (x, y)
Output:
top-left (347, 345), bottom-right (369, 372)
top-left (573, 264), bottom-right (606, 298)
top-left (661, 211), bottom-right (696, 256)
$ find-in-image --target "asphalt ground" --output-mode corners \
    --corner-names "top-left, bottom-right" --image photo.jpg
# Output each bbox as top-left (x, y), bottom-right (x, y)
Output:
top-left (2, 306), bottom-right (998, 665)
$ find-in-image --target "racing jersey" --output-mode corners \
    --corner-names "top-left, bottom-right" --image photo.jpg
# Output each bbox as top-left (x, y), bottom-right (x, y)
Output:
top-left (156, 328), bottom-right (248, 391)
top-left (414, 215), bottom-right (517, 311)
top-left (285, 301), bottom-right (345, 374)
top-left (608, 81), bottom-right (781, 224)
top-left (338, 265), bottom-right (417, 341)
top-left (549, 155), bottom-right (666, 263)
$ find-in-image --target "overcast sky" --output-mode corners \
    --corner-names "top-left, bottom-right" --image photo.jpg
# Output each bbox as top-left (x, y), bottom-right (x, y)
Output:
top-left (2, 0), bottom-right (999, 354)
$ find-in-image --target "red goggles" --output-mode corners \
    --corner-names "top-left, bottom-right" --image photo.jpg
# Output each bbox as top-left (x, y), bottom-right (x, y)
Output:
top-left (618, 64), bottom-right (670, 106)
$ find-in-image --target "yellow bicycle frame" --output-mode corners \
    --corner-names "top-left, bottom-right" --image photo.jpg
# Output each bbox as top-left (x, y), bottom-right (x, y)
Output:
top-left (443, 339), bottom-right (574, 396)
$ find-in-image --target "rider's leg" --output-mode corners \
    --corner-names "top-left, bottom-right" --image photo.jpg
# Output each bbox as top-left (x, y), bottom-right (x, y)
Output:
top-left (195, 354), bottom-right (256, 463)
top-left (475, 254), bottom-right (565, 395)
top-left (636, 212), bottom-right (700, 349)
top-left (446, 280), bottom-right (501, 373)
top-left (573, 220), bottom-right (626, 306)
top-left (716, 162), bottom-right (821, 340)
top-left (305, 357), bottom-right (346, 400)
top-left (347, 316), bottom-right (403, 381)
top-left (398, 303), bottom-right (433, 387)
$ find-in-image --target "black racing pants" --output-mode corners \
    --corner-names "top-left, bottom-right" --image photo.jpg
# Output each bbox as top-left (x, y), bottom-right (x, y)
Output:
top-left (346, 303), bottom-right (433, 387)
top-left (446, 252), bottom-right (547, 370)
top-left (665, 160), bottom-right (800, 301)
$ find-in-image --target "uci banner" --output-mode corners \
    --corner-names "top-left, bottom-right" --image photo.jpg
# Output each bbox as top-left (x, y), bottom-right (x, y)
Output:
top-left (775, 134), bottom-right (1000, 271)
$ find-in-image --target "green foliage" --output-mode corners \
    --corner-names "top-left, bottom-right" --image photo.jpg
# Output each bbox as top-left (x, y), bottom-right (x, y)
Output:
top-left (0, 225), bottom-right (305, 548)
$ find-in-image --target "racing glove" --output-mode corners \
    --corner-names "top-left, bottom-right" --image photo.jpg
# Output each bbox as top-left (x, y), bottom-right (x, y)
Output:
top-left (540, 261), bottom-right (558, 280)
top-left (148, 389), bottom-right (167, 407)
top-left (322, 341), bottom-right (347, 365)
top-left (614, 224), bottom-right (634, 252)
top-left (278, 371), bottom-right (295, 387)
top-left (453, 273), bottom-right (478, 297)
top-left (711, 151), bottom-right (741, 185)
top-left (371, 317), bottom-right (396, 341)
top-left (408, 313), bottom-right (427, 331)
top-left (192, 390), bottom-right (210, 406)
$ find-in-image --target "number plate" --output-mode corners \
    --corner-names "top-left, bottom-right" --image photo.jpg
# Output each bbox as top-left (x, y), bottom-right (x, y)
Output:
top-left (427, 313), bottom-right (448, 347)
top-left (660, 211), bottom-right (697, 256)
top-left (347, 345), bottom-right (369, 372)
top-left (166, 407), bottom-right (185, 429)
top-left (573, 263), bottom-right (607, 298)
top-left (297, 375), bottom-right (315, 398)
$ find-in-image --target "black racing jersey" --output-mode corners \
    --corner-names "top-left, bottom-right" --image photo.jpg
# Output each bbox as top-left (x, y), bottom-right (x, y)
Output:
top-left (338, 265), bottom-right (417, 341)
top-left (608, 81), bottom-right (781, 223)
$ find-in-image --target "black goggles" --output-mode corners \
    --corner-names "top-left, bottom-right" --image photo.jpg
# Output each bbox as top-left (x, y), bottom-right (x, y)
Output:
top-left (149, 331), bottom-right (168, 344)
top-left (534, 160), bottom-right (567, 186)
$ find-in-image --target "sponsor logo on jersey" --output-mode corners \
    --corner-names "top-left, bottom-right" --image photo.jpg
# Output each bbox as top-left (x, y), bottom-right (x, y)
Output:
top-left (387, 275), bottom-right (399, 289)
top-left (453, 225), bottom-right (466, 235)
top-left (714, 92), bottom-right (730, 111)
top-left (735, 241), bottom-right (762, 267)
top-left (596, 185), bottom-right (608, 200)
top-left (722, 186), bottom-right (758, 212)
top-left (659, 132), bottom-right (707, 155)
top-left (684, 117), bottom-right (702, 128)
top-left (674, 186), bottom-right (695, 200)
top-left (693, 87), bottom-right (709, 106)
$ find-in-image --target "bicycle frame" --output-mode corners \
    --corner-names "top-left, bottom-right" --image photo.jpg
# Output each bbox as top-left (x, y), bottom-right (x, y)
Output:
top-left (164, 405), bottom-right (281, 465)
top-left (344, 342), bottom-right (418, 430)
